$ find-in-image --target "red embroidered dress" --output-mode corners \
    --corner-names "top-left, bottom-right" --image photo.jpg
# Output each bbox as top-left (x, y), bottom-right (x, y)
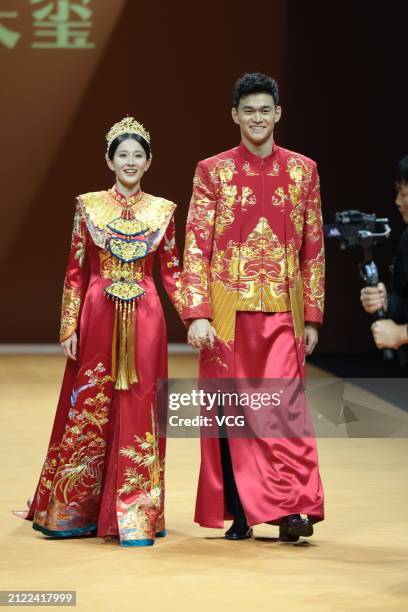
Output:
top-left (26, 187), bottom-right (182, 546)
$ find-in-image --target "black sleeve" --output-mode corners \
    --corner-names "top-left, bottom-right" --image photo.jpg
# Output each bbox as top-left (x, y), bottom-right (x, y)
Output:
top-left (387, 228), bottom-right (408, 323)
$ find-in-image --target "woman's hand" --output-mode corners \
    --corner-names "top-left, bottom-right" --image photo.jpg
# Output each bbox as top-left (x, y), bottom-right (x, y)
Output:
top-left (60, 331), bottom-right (78, 360)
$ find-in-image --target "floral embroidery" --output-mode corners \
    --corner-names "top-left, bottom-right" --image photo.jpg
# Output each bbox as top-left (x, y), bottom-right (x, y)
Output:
top-left (182, 231), bottom-right (211, 308)
top-left (303, 175), bottom-right (323, 243)
top-left (53, 363), bottom-right (110, 503)
top-left (272, 187), bottom-right (287, 209)
top-left (303, 246), bottom-right (325, 316)
top-left (59, 201), bottom-right (88, 342)
top-left (287, 156), bottom-right (312, 185)
top-left (242, 161), bottom-right (259, 176)
top-left (72, 210), bottom-right (86, 267)
top-left (241, 186), bottom-right (256, 209)
top-left (267, 160), bottom-right (280, 176)
top-left (117, 408), bottom-right (164, 542)
top-left (33, 363), bottom-right (112, 533)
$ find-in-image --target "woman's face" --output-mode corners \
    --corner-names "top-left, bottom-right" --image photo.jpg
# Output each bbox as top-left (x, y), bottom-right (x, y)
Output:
top-left (107, 137), bottom-right (151, 190)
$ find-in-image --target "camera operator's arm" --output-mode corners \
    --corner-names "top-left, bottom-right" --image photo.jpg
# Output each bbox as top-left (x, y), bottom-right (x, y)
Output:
top-left (371, 320), bottom-right (408, 349)
top-left (387, 294), bottom-right (408, 322)
top-left (300, 162), bottom-right (325, 354)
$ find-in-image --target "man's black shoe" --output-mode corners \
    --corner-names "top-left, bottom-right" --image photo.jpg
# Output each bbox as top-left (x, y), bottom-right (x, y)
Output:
top-left (225, 520), bottom-right (253, 540)
top-left (279, 514), bottom-right (313, 542)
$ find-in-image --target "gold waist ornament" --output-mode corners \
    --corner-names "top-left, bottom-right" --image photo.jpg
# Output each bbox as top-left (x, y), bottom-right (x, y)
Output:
top-left (104, 211), bottom-right (149, 391)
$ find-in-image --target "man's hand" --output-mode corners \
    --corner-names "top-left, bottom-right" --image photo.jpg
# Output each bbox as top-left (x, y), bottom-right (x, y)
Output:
top-left (187, 319), bottom-right (217, 350)
top-left (60, 331), bottom-right (78, 360)
top-left (361, 282), bottom-right (388, 314)
top-left (371, 319), bottom-right (408, 349)
top-left (304, 323), bottom-right (319, 355)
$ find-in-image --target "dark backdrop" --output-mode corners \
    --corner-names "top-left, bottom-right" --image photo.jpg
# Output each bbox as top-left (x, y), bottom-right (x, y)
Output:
top-left (1, 1), bottom-right (406, 354)
top-left (285, 2), bottom-right (407, 353)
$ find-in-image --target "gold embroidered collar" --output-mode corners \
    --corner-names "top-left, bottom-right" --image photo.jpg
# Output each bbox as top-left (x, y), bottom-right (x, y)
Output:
top-left (78, 190), bottom-right (176, 237)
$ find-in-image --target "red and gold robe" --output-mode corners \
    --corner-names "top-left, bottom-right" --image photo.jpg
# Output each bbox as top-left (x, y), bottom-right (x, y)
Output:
top-left (181, 142), bottom-right (325, 527)
top-left (26, 187), bottom-right (183, 546)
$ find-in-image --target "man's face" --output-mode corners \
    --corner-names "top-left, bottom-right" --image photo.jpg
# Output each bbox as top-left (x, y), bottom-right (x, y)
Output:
top-left (395, 181), bottom-right (408, 223)
top-left (231, 93), bottom-right (281, 146)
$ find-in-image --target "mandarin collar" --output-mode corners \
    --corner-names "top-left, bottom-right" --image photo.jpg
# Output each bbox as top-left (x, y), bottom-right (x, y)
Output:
top-left (237, 141), bottom-right (278, 167)
top-left (111, 185), bottom-right (143, 205)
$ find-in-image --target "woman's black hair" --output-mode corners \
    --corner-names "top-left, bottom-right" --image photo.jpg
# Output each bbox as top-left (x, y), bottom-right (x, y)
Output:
top-left (107, 132), bottom-right (151, 160)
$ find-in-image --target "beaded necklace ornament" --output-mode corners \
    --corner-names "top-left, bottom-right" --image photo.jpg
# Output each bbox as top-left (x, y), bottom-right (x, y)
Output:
top-left (104, 190), bottom-right (150, 390)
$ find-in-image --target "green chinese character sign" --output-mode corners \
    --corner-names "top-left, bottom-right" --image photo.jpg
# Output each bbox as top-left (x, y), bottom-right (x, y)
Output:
top-left (0, 11), bottom-right (21, 48)
top-left (31, 0), bottom-right (95, 48)
top-left (0, 0), bottom-right (95, 49)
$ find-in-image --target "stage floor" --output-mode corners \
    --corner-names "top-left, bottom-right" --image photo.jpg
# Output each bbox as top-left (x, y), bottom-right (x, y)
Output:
top-left (1, 354), bottom-right (408, 611)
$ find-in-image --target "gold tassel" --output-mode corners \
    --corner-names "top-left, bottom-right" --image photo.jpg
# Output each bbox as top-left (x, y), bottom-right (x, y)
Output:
top-left (111, 299), bottom-right (119, 383)
top-left (127, 300), bottom-right (138, 384)
top-left (115, 300), bottom-right (130, 390)
top-left (110, 298), bottom-right (138, 391)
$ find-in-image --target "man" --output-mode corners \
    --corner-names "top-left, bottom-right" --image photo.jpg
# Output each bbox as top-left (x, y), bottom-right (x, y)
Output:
top-left (361, 156), bottom-right (408, 351)
top-left (181, 73), bottom-right (325, 541)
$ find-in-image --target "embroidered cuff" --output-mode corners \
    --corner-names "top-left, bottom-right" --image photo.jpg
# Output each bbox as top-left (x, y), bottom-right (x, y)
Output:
top-left (60, 284), bottom-right (81, 342)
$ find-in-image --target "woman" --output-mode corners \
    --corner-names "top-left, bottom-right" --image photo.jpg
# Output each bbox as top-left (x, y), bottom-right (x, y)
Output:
top-left (25, 117), bottom-right (183, 546)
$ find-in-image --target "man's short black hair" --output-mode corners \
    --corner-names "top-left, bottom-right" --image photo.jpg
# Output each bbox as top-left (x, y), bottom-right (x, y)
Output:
top-left (396, 155), bottom-right (408, 185)
top-left (232, 73), bottom-right (279, 109)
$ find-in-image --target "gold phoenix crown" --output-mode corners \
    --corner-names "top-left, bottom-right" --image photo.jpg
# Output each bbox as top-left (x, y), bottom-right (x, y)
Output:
top-left (106, 116), bottom-right (151, 151)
